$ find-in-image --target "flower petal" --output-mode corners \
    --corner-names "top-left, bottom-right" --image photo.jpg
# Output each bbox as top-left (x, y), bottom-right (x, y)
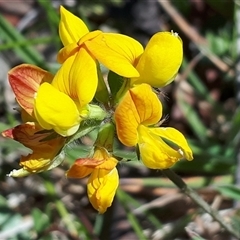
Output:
top-left (59, 6), bottom-right (89, 46)
top-left (115, 84), bottom-right (162, 146)
top-left (69, 47), bottom-right (98, 106)
top-left (138, 125), bottom-right (182, 169)
top-left (57, 43), bottom-right (79, 64)
top-left (87, 168), bottom-right (119, 213)
top-left (8, 64), bottom-right (53, 115)
top-left (67, 147), bottom-right (118, 178)
top-left (20, 149), bottom-right (60, 173)
top-left (2, 122), bottom-right (66, 173)
top-left (151, 127), bottom-right (193, 161)
top-left (84, 32), bottom-right (143, 78)
top-left (53, 47), bottom-right (98, 107)
top-left (66, 158), bottom-right (101, 178)
top-left (34, 82), bottom-right (80, 136)
top-left (132, 32), bottom-right (183, 87)
top-left (114, 89), bottom-right (140, 147)
top-left (128, 84), bottom-right (162, 125)
top-left (2, 122), bottom-right (62, 149)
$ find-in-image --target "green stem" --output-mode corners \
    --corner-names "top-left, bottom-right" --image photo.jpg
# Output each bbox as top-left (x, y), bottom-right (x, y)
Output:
top-left (162, 169), bottom-right (240, 238)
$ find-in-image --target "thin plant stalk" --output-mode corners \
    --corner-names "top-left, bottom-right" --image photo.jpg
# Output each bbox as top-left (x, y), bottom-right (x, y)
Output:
top-left (162, 169), bottom-right (240, 239)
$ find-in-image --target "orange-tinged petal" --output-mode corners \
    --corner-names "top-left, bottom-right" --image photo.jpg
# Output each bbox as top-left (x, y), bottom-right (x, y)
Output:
top-left (87, 168), bottom-right (119, 213)
top-left (132, 32), bottom-right (183, 87)
top-left (34, 82), bottom-right (80, 136)
top-left (151, 127), bottom-right (193, 161)
top-left (2, 122), bottom-right (65, 155)
top-left (57, 43), bottom-right (79, 64)
top-left (138, 125), bottom-right (182, 169)
top-left (66, 158), bottom-right (100, 178)
top-left (2, 122), bottom-right (66, 173)
top-left (67, 147), bottom-right (118, 178)
top-left (115, 84), bottom-right (162, 146)
top-left (79, 147), bottom-right (117, 170)
top-left (128, 84), bottom-right (162, 125)
top-left (84, 32), bottom-right (143, 78)
top-left (59, 6), bottom-right (89, 46)
top-left (95, 157), bottom-right (118, 170)
top-left (2, 122), bottom-right (58, 149)
top-left (1, 128), bottom-right (14, 139)
top-left (53, 47), bottom-right (98, 107)
top-left (8, 64), bottom-right (53, 115)
top-left (114, 89), bottom-right (140, 147)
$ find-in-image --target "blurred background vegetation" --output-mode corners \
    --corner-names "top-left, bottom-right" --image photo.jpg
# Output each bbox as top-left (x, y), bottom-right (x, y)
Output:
top-left (0, 0), bottom-right (239, 239)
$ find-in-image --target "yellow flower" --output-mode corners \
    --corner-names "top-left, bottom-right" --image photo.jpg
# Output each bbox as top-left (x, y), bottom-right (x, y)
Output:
top-left (34, 82), bottom-right (82, 137)
top-left (2, 122), bottom-right (66, 176)
top-left (114, 83), bottom-right (193, 169)
top-left (131, 32), bottom-right (183, 87)
top-left (8, 63), bottom-right (84, 137)
top-left (58, 6), bottom-right (143, 79)
top-left (67, 147), bottom-right (119, 213)
top-left (5, 65), bottom-right (68, 176)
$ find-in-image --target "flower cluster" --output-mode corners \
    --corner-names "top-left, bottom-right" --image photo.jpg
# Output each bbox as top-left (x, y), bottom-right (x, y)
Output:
top-left (2, 6), bottom-right (193, 213)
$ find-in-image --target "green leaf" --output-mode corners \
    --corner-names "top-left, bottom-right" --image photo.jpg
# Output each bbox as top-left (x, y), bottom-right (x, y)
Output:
top-left (32, 208), bottom-right (50, 234)
top-left (107, 71), bottom-right (124, 98)
top-left (95, 63), bottom-right (110, 103)
top-left (215, 185), bottom-right (240, 200)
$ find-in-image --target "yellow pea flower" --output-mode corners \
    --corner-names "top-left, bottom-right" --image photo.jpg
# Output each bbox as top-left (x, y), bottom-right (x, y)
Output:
top-left (58, 6), bottom-right (143, 79)
top-left (59, 7), bottom-right (183, 95)
top-left (67, 147), bottom-right (119, 213)
top-left (33, 51), bottom-right (94, 136)
top-left (8, 63), bottom-right (84, 137)
top-left (2, 122), bottom-right (65, 176)
top-left (88, 167), bottom-right (119, 214)
top-left (131, 32), bottom-right (183, 87)
top-left (114, 83), bottom-right (193, 169)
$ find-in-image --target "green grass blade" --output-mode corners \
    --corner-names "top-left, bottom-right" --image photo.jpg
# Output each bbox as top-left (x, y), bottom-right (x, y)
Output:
top-left (117, 189), bottom-right (148, 240)
top-left (0, 14), bottom-right (47, 68)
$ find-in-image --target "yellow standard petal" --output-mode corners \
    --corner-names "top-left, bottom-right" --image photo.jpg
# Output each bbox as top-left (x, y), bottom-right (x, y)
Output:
top-left (115, 84), bottom-right (162, 146)
top-left (53, 47), bottom-right (98, 107)
top-left (87, 167), bottom-right (119, 214)
top-left (34, 82), bottom-right (80, 136)
top-left (84, 32), bottom-right (143, 78)
top-left (151, 127), bottom-right (193, 161)
top-left (138, 125), bottom-right (183, 169)
top-left (59, 6), bottom-right (89, 46)
top-left (132, 32), bottom-right (183, 87)
top-left (114, 89), bottom-right (140, 147)
top-left (128, 84), bottom-right (162, 125)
